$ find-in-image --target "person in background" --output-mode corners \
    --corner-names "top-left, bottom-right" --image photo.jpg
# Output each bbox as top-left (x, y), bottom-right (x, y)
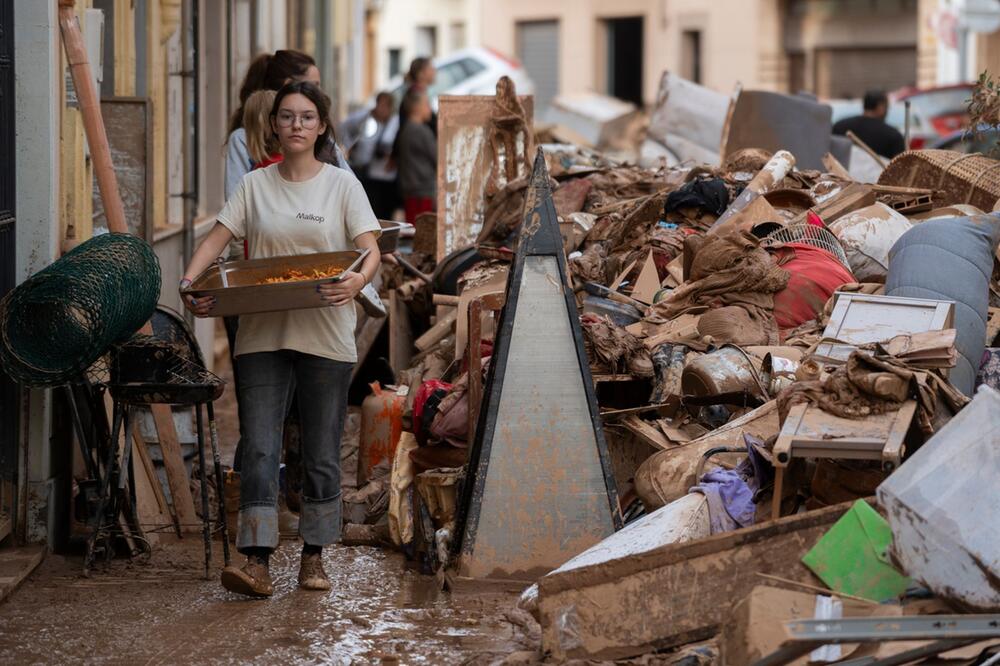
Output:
top-left (243, 90), bottom-right (283, 172)
top-left (390, 57), bottom-right (437, 171)
top-left (400, 57), bottom-right (437, 132)
top-left (397, 87), bottom-right (437, 224)
top-left (343, 91), bottom-right (399, 220)
top-left (183, 81), bottom-right (381, 598)
top-left (832, 90), bottom-right (906, 159)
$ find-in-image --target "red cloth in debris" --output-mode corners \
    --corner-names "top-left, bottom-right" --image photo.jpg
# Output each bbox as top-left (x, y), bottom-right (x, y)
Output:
top-left (772, 242), bottom-right (855, 337)
top-left (412, 379), bottom-right (451, 444)
top-left (404, 196), bottom-right (435, 224)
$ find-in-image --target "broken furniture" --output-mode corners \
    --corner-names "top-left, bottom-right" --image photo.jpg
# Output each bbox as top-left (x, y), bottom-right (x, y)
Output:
top-left (878, 385), bottom-right (1000, 611)
top-left (100, 335), bottom-right (231, 578)
top-left (771, 401), bottom-right (916, 520)
top-left (436, 89), bottom-right (533, 262)
top-left (719, 90), bottom-right (833, 171)
top-left (453, 150), bottom-right (622, 580)
top-left (464, 291), bottom-right (504, 444)
top-left (545, 92), bottom-right (643, 153)
top-left (814, 292), bottom-right (954, 365)
top-left (646, 71), bottom-right (729, 165)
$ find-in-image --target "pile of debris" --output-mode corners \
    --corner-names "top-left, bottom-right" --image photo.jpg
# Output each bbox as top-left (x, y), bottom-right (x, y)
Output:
top-left (351, 73), bottom-right (1000, 663)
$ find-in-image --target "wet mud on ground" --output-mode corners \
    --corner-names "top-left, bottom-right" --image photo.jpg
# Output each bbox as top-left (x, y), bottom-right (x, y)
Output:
top-left (0, 325), bottom-right (537, 664)
top-left (0, 539), bottom-right (534, 664)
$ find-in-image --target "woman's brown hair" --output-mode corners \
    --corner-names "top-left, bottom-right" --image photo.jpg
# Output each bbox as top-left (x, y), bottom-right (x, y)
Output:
top-left (228, 50), bottom-right (317, 135)
top-left (405, 57), bottom-right (432, 85)
top-left (271, 81), bottom-right (333, 159)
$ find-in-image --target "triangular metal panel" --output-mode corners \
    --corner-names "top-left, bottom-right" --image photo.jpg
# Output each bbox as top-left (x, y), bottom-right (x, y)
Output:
top-left (455, 150), bottom-right (622, 580)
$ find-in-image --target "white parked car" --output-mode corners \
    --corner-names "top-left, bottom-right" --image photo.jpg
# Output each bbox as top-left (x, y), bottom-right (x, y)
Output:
top-left (388, 47), bottom-right (535, 110)
top-left (338, 47), bottom-right (535, 167)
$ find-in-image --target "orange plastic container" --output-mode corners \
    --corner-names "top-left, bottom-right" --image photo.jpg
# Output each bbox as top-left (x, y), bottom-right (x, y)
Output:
top-left (358, 382), bottom-right (404, 485)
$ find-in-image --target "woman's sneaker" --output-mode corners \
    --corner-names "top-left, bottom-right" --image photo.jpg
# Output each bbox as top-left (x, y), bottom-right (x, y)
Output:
top-left (221, 556), bottom-right (273, 598)
top-left (298, 552), bottom-right (331, 591)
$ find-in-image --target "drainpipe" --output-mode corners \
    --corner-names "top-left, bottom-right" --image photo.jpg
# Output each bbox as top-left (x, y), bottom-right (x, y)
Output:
top-left (181, 0), bottom-right (200, 325)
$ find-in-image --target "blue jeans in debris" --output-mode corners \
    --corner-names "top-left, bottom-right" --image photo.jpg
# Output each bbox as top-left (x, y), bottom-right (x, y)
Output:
top-left (233, 350), bottom-right (352, 552)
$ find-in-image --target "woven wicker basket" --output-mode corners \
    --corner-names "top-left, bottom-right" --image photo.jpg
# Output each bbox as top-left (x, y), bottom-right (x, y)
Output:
top-left (878, 149), bottom-right (1000, 211)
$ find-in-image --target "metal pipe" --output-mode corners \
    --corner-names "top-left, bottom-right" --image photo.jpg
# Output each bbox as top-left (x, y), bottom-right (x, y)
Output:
top-left (58, 0), bottom-right (128, 234)
top-left (181, 0), bottom-right (200, 326)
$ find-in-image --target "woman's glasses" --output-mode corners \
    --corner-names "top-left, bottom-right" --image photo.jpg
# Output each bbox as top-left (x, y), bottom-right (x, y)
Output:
top-left (275, 111), bottom-right (320, 129)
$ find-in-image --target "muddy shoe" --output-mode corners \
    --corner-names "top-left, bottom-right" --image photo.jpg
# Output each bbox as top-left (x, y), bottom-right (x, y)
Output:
top-left (221, 557), bottom-right (273, 598)
top-left (298, 552), bottom-right (331, 591)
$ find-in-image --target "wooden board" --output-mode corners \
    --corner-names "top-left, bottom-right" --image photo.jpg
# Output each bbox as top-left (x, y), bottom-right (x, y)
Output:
top-left (148, 404), bottom-right (199, 532)
top-left (414, 307), bottom-right (457, 353)
top-left (454, 152), bottom-right (620, 580)
top-left (91, 97), bottom-right (152, 241)
top-left (773, 401), bottom-right (917, 468)
top-left (436, 94), bottom-right (533, 262)
top-left (132, 422), bottom-right (170, 541)
top-left (388, 290), bottom-right (413, 377)
top-left (537, 501), bottom-right (854, 661)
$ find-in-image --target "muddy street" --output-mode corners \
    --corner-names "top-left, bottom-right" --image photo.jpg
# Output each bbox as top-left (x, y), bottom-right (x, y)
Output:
top-left (0, 540), bottom-right (533, 664)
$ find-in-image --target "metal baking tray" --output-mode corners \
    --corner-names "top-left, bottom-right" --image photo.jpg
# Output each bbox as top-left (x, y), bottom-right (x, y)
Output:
top-left (377, 219), bottom-right (410, 254)
top-left (183, 249), bottom-right (368, 317)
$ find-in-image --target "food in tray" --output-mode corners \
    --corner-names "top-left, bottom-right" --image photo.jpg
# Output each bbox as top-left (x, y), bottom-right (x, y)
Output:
top-left (259, 266), bottom-right (346, 284)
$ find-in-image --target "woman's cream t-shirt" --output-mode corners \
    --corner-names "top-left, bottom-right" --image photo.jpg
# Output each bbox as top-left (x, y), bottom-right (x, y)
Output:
top-left (217, 163), bottom-right (381, 363)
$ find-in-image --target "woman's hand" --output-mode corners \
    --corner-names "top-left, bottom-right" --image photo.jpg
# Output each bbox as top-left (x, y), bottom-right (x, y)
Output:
top-left (318, 271), bottom-right (366, 306)
top-left (179, 279), bottom-right (216, 317)
top-left (182, 291), bottom-right (217, 317)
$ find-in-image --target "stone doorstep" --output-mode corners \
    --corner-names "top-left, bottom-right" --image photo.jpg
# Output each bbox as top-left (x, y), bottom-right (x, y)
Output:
top-left (0, 545), bottom-right (46, 605)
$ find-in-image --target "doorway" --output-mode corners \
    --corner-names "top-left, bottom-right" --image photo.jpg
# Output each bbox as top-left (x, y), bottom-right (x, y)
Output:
top-left (0, 0), bottom-right (17, 543)
top-left (604, 16), bottom-right (643, 106)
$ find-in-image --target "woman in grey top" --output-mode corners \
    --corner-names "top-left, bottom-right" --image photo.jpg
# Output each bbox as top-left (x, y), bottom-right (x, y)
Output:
top-left (397, 87), bottom-right (437, 224)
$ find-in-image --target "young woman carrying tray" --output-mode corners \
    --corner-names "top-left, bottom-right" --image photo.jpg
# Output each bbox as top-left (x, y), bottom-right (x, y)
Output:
top-left (181, 81), bottom-right (381, 598)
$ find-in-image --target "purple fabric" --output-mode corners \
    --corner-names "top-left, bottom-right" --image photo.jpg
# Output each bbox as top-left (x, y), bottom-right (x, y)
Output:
top-left (690, 469), bottom-right (756, 534)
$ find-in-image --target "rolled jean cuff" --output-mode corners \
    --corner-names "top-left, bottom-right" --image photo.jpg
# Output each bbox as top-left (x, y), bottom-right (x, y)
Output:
top-left (236, 504), bottom-right (279, 551)
top-left (299, 495), bottom-right (342, 546)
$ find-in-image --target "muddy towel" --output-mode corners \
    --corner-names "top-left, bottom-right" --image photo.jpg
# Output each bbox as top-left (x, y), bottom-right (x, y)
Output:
top-left (581, 313), bottom-right (653, 377)
top-left (653, 232), bottom-right (789, 346)
top-left (778, 351), bottom-right (968, 435)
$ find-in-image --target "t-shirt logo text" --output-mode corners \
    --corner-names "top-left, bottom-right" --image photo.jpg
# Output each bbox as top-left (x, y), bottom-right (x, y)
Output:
top-left (297, 212), bottom-right (325, 223)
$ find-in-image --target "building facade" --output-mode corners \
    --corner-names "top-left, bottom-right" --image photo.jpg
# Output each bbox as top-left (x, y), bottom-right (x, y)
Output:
top-left (4, 0), bottom-right (318, 551)
top-left (366, 0), bottom-right (934, 113)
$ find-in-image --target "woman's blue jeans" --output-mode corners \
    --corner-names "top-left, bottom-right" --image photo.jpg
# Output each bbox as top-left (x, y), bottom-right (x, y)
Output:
top-left (233, 350), bottom-right (352, 551)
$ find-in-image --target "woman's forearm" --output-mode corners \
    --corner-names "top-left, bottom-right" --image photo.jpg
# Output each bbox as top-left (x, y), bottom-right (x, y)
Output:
top-left (354, 231), bottom-right (382, 284)
top-left (182, 223), bottom-right (236, 283)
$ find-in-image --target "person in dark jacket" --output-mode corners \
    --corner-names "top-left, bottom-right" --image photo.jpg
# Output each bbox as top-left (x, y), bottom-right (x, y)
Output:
top-left (832, 90), bottom-right (906, 159)
top-left (397, 87), bottom-right (437, 223)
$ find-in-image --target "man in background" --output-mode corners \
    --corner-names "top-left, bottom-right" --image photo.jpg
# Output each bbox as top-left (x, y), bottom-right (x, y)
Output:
top-left (342, 91), bottom-right (399, 220)
top-left (833, 90), bottom-right (906, 159)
